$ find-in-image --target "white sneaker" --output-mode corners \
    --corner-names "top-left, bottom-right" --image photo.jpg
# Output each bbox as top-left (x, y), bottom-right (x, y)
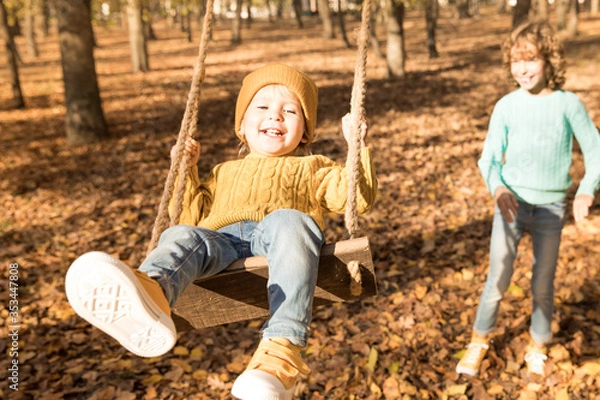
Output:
top-left (66, 251), bottom-right (176, 357)
top-left (524, 346), bottom-right (548, 376)
top-left (232, 369), bottom-right (293, 400)
top-left (231, 338), bottom-right (310, 400)
top-left (456, 336), bottom-right (490, 377)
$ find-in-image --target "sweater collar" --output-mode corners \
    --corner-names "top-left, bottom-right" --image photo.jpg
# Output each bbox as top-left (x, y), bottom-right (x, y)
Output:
top-left (245, 148), bottom-right (307, 159)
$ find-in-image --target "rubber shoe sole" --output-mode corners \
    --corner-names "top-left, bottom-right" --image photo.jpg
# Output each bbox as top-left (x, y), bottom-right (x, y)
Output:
top-left (456, 342), bottom-right (489, 377)
top-left (456, 363), bottom-right (479, 377)
top-left (231, 369), bottom-right (294, 400)
top-left (65, 251), bottom-right (176, 357)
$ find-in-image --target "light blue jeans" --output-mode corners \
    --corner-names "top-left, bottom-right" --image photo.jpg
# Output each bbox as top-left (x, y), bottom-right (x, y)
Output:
top-left (473, 200), bottom-right (566, 344)
top-left (140, 209), bottom-right (325, 347)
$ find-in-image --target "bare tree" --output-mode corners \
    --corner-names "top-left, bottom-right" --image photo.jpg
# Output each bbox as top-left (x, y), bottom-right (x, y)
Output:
top-left (265, 0), bottom-right (273, 22)
top-left (127, 0), bottom-right (149, 72)
top-left (470, 0), bottom-right (480, 16)
top-left (370, 4), bottom-right (383, 58)
top-left (231, 0), bottom-right (242, 44)
top-left (385, 0), bottom-right (406, 78)
top-left (245, 0), bottom-right (252, 28)
top-left (53, 0), bottom-right (108, 143)
top-left (317, 0), bottom-right (334, 39)
top-left (512, 0), bottom-right (531, 28)
top-left (275, 0), bottom-right (284, 19)
top-left (555, 0), bottom-right (568, 30)
top-left (25, 0), bottom-right (38, 57)
top-left (336, 0), bottom-right (350, 48)
top-left (35, 0), bottom-right (50, 37)
top-left (183, 0), bottom-right (192, 41)
top-left (566, 0), bottom-right (578, 36)
top-left (456, 0), bottom-right (470, 18)
top-left (144, 1), bottom-right (157, 40)
top-left (292, 0), bottom-right (303, 28)
top-left (0, 0), bottom-right (25, 109)
top-left (497, 0), bottom-right (508, 14)
top-left (425, 0), bottom-right (438, 58)
top-left (592, 0), bottom-right (599, 15)
top-left (531, 0), bottom-right (548, 21)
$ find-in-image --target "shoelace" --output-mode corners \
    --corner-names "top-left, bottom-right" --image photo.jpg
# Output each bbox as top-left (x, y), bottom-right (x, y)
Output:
top-left (524, 350), bottom-right (547, 374)
top-left (461, 342), bottom-right (489, 366)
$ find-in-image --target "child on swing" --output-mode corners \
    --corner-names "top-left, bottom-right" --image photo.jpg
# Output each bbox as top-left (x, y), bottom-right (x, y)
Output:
top-left (66, 63), bottom-right (377, 400)
top-left (456, 21), bottom-right (600, 377)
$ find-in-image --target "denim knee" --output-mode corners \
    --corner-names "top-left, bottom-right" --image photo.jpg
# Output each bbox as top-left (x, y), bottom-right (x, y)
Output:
top-left (261, 209), bottom-right (325, 244)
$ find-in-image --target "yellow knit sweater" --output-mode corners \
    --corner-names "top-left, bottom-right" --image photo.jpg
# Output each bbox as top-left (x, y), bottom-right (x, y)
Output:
top-left (170, 147), bottom-right (377, 231)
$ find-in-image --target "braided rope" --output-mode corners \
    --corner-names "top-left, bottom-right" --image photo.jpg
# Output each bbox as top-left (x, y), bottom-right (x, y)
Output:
top-left (147, 0), bottom-right (371, 298)
top-left (346, 0), bottom-right (371, 296)
top-left (146, 0), bottom-right (215, 256)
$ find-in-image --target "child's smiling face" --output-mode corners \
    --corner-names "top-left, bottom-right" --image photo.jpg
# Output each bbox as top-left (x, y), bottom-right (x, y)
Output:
top-left (510, 40), bottom-right (549, 96)
top-left (241, 85), bottom-right (307, 157)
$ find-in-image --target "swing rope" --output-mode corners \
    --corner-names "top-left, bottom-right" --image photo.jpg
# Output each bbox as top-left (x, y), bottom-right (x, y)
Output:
top-left (147, 0), bottom-right (371, 296)
top-left (146, 0), bottom-right (215, 256)
top-left (346, 0), bottom-right (372, 296)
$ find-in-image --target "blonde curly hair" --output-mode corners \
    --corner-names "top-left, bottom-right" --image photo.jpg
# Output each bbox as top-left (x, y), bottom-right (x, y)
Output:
top-left (501, 21), bottom-right (566, 90)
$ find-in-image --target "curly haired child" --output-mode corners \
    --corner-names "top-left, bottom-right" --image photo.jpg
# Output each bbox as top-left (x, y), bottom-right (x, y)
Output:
top-left (66, 64), bottom-right (378, 400)
top-left (456, 21), bottom-right (600, 377)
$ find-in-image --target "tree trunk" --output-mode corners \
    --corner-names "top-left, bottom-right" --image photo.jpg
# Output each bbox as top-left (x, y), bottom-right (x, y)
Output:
top-left (317, 0), bottom-right (334, 39)
top-left (566, 0), bottom-right (578, 36)
top-left (536, 0), bottom-right (548, 21)
top-left (555, 0), bottom-right (568, 30)
top-left (456, 0), bottom-right (470, 18)
top-left (496, 0), bottom-right (507, 14)
top-left (143, 0), bottom-right (157, 40)
top-left (336, 0), bottom-right (350, 48)
top-left (35, 0), bottom-right (50, 37)
top-left (370, 4), bottom-right (383, 58)
top-left (197, 0), bottom-right (206, 24)
top-left (183, 0), bottom-right (192, 42)
top-left (245, 0), bottom-right (252, 28)
top-left (512, 0), bottom-right (531, 28)
top-left (425, 0), bottom-right (438, 58)
top-left (53, 0), bottom-right (108, 143)
top-left (25, 0), bottom-right (39, 58)
top-left (292, 0), bottom-right (303, 28)
top-left (231, 0), bottom-right (242, 45)
top-left (0, 0), bottom-right (25, 109)
top-left (6, 7), bottom-right (21, 36)
top-left (385, 0), bottom-right (405, 78)
top-left (145, 3), bottom-right (157, 40)
top-left (592, 0), bottom-right (599, 15)
top-left (470, 0), bottom-right (480, 16)
top-left (127, 0), bottom-right (149, 72)
top-left (265, 0), bottom-right (273, 22)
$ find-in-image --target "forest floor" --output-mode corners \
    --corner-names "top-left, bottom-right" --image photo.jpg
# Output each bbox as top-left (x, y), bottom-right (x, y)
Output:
top-left (1, 5), bottom-right (600, 400)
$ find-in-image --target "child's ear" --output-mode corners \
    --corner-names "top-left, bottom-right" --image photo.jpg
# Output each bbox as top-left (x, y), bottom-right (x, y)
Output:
top-left (300, 131), bottom-right (309, 144)
top-left (238, 128), bottom-right (247, 143)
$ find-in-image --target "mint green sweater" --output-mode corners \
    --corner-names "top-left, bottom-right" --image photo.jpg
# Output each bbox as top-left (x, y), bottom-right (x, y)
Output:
top-left (478, 89), bottom-right (600, 204)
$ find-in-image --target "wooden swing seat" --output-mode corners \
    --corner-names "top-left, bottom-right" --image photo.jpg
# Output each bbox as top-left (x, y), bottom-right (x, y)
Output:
top-left (171, 236), bottom-right (376, 331)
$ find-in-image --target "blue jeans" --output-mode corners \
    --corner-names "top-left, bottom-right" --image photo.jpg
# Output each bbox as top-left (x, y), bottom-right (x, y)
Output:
top-left (473, 201), bottom-right (565, 344)
top-left (140, 209), bottom-right (325, 347)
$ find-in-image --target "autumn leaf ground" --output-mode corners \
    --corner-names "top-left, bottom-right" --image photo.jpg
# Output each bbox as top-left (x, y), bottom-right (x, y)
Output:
top-left (1, 5), bottom-right (600, 399)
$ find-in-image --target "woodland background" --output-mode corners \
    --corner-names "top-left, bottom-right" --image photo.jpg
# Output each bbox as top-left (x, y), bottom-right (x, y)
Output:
top-left (1, 1), bottom-right (600, 399)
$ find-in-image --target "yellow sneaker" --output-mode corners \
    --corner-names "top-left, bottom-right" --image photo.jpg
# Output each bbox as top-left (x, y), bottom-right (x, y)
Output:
top-left (456, 333), bottom-right (490, 377)
top-left (231, 338), bottom-right (311, 400)
top-left (524, 343), bottom-right (548, 376)
top-left (66, 251), bottom-right (176, 357)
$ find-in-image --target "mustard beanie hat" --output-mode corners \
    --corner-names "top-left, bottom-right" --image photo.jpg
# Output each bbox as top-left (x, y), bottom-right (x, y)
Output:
top-left (235, 64), bottom-right (318, 144)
